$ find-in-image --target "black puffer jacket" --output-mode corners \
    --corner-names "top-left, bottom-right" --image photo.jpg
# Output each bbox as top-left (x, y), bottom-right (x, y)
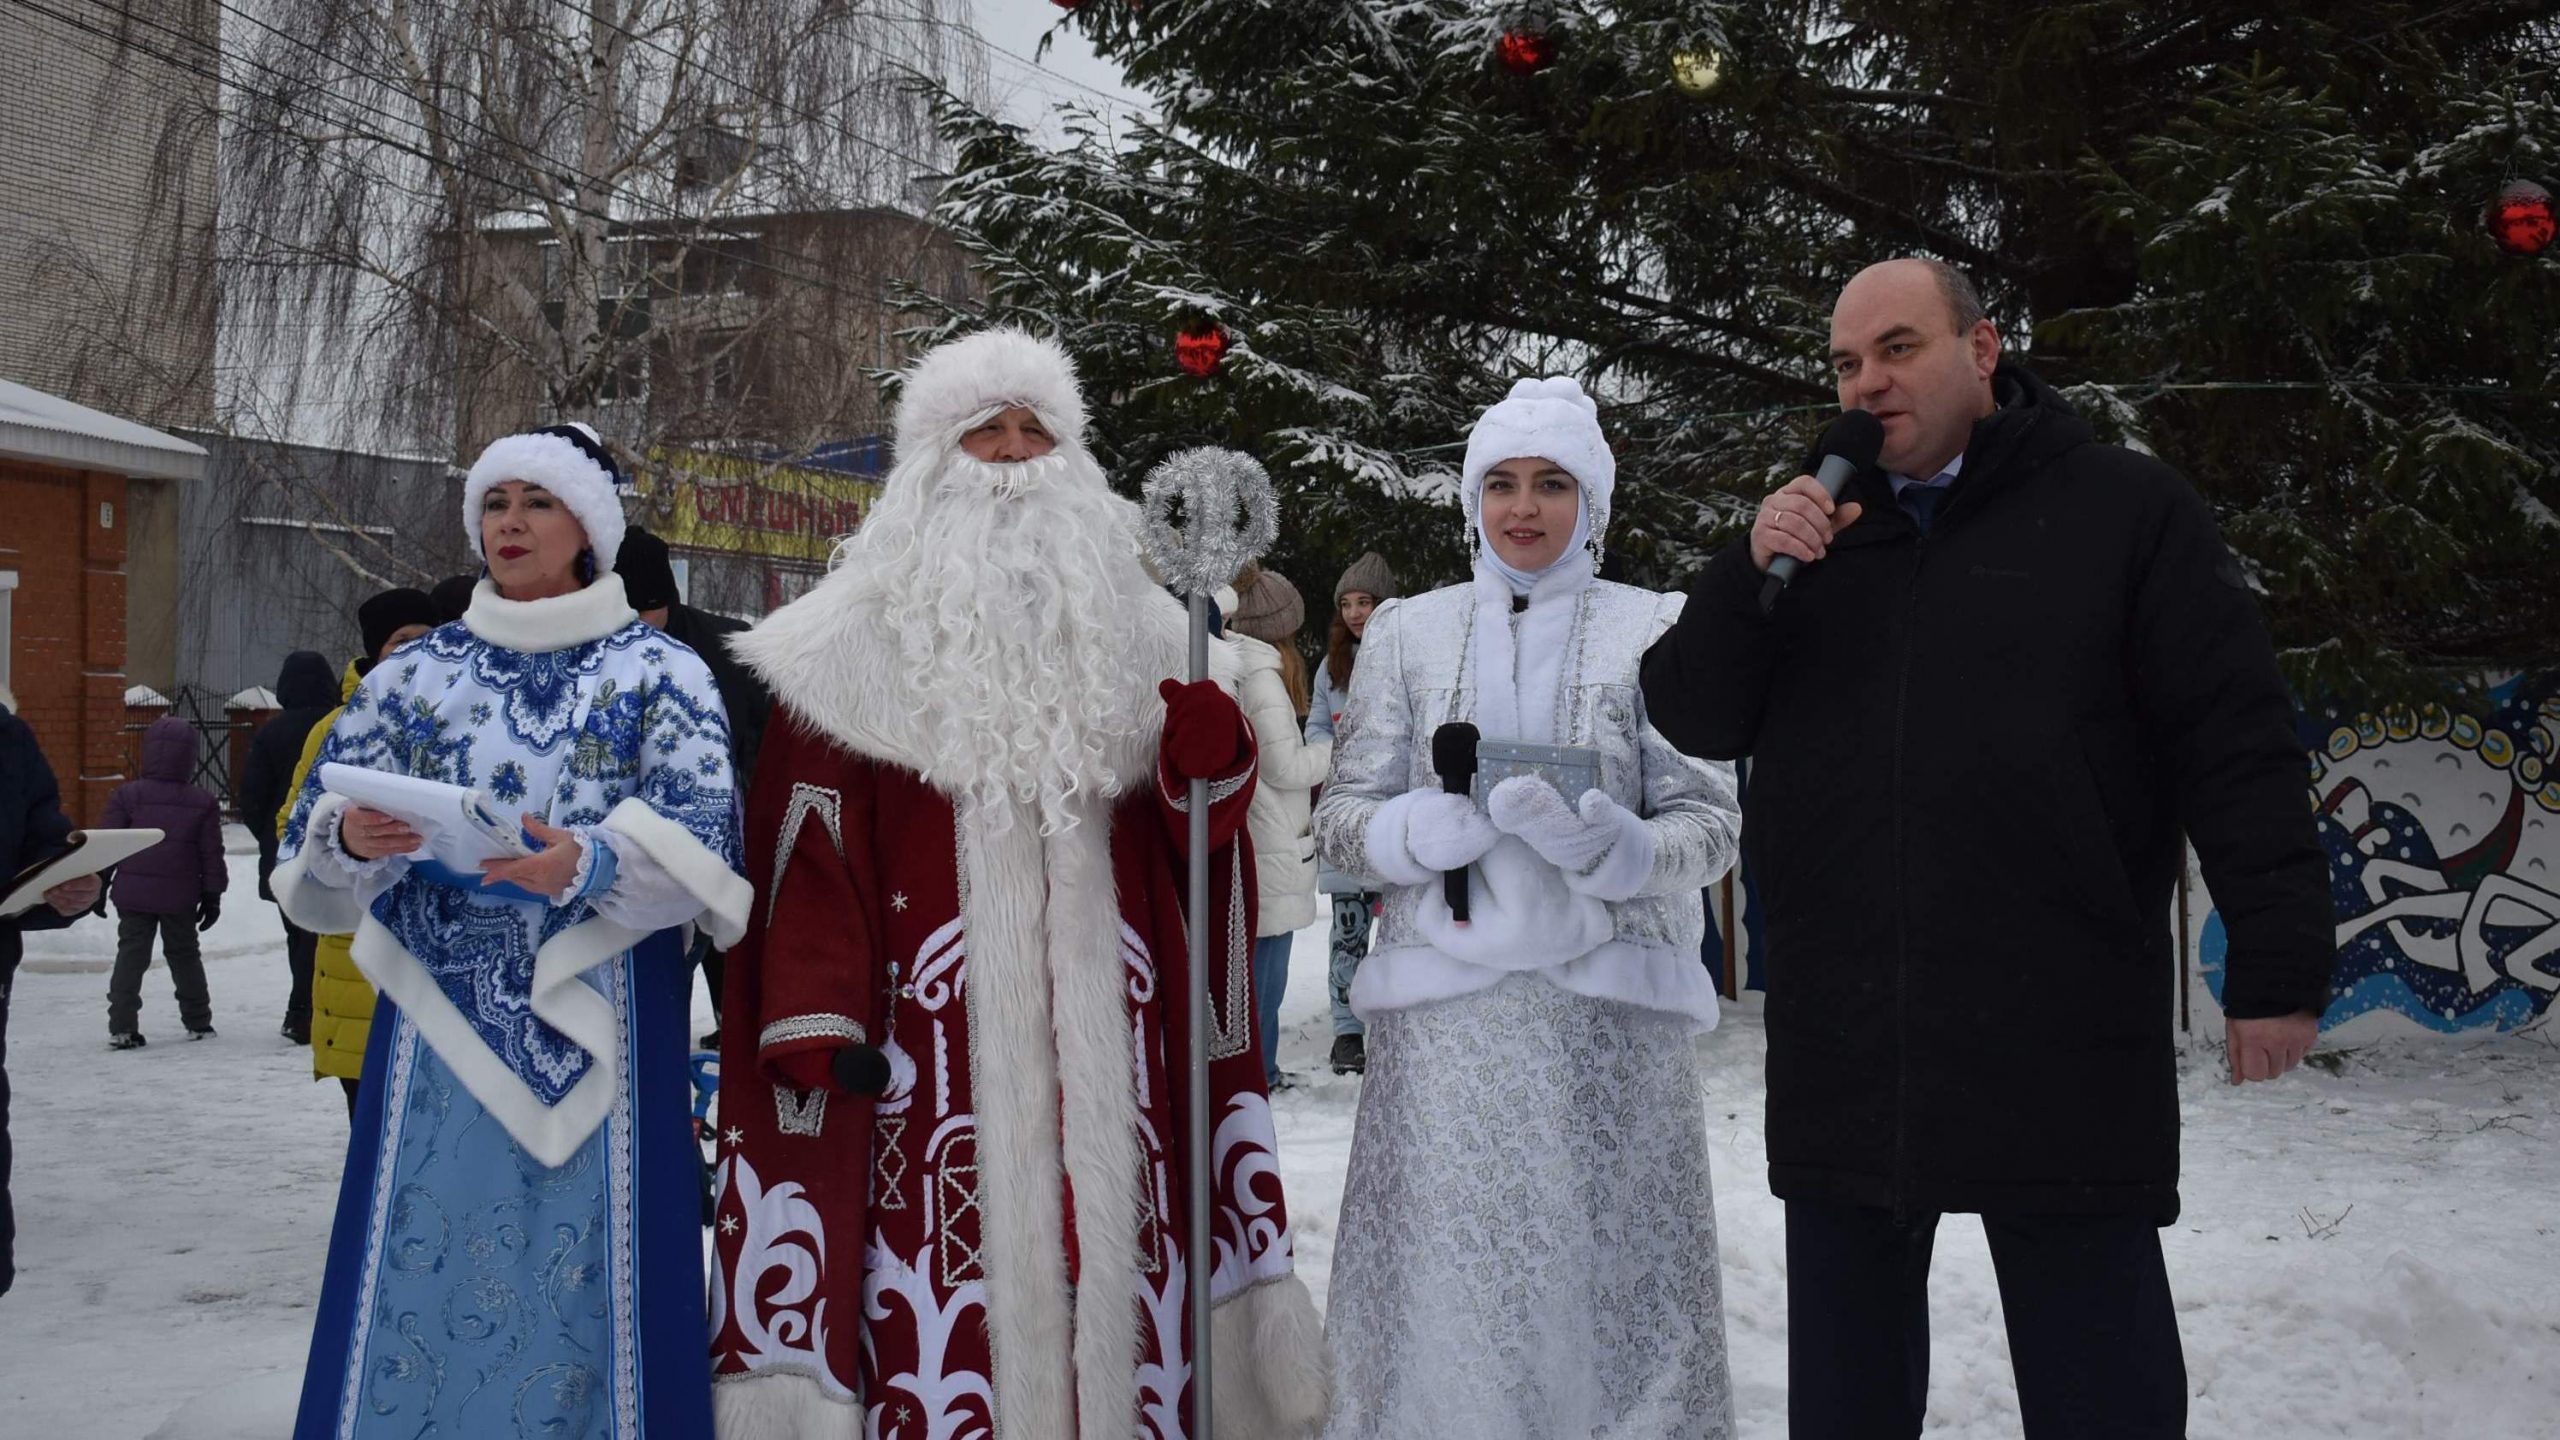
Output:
top-left (1641, 365), bottom-right (2333, 1221)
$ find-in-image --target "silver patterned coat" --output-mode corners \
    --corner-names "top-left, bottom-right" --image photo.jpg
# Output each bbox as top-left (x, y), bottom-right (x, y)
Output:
top-left (1313, 575), bottom-right (1742, 1026)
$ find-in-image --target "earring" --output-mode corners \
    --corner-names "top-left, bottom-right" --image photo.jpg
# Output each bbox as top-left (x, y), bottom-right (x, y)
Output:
top-left (576, 550), bottom-right (597, 583)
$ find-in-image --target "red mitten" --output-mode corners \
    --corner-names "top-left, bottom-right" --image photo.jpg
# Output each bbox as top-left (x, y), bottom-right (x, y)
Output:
top-left (1158, 678), bottom-right (1245, 780)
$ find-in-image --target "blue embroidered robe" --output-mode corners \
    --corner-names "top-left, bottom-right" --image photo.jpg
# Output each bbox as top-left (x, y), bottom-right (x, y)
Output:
top-left (273, 576), bottom-right (751, 1439)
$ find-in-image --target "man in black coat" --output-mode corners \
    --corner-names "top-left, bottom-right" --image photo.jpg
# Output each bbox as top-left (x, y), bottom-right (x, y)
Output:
top-left (2, 692), bottom-right (103, 1298)
top-left (615, 528), bottom-right (770, 1040)
top-left (1640, 258), bottom-right (2335, 1438)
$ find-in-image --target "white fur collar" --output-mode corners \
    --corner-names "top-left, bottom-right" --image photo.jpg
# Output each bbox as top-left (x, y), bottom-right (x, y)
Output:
top-left (733, 563), bottom-right (1239, 789)
top-left (462, 573), bottom-right (638, 653)
top-left (1468, 551), bottom-right (1592, 743)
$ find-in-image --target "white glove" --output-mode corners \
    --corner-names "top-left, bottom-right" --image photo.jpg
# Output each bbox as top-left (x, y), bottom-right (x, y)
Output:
top-left (1365, 789), bottom-right (1503, 887)
top-left (1486, 775), bottom-right (1658, 902)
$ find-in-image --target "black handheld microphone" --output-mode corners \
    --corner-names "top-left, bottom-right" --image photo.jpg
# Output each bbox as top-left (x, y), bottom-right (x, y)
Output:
top-left (1430, 722), bottom-right (1480, 926)
top-left (832, 1043), bottom-right (893, 1096)
top-left (1758, 408), bottom-right (1887, 614)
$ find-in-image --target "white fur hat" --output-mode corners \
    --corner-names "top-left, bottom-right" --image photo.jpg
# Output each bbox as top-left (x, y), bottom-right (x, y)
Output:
top-left (893, 327), bottom-right (1089, 455)
top-left (1462, 375), bottom-right (1614, 509)
top-left (462, 422), bottom-right (629, 573)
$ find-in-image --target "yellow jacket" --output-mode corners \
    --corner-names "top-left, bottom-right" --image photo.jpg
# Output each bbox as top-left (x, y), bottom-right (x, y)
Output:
top-left (281, 660), bottom-right (374, 1082)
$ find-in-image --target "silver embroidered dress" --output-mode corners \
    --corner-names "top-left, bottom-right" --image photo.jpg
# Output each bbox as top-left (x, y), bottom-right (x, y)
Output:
top-left (1312, 560), bottom-right (1742, 1439)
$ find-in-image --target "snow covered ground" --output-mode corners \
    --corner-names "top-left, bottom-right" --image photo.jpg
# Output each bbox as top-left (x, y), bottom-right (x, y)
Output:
top-left (3, 830), bottom-right (2555, 1437)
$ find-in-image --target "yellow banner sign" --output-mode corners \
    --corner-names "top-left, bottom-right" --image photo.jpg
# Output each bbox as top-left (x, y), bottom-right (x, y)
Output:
top-left (638, 447), bottom-right (881, 564)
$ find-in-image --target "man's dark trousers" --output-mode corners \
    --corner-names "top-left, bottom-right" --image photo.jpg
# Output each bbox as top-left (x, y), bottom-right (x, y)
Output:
top-left (1787, 1200), bottom-right (2187, 1438)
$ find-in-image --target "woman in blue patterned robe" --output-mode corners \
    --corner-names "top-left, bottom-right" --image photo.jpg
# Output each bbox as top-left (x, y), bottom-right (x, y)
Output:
top-left (274, 424), bottom-right (751, 1439)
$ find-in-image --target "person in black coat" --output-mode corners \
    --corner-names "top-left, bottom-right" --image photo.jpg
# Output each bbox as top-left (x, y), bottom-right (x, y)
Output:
top-left (615, 527), bottom-right (771, 1039)
top-left (238, 649), bottom-right (341, 1042)
top-left (1640, 258), bottom-right (2335, 1440)
top-left (240, 591), bottom-right (438, 1043)
top-left (2, 690), bottom-right (103, 1297)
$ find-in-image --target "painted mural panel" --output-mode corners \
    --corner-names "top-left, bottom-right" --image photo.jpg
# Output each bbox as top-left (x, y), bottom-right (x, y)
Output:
top-left (2203, 673), bottom-right (2560, 1036)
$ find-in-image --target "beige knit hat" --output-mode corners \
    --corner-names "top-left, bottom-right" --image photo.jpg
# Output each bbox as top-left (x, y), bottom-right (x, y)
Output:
top-left (1334, 551), bottom-right (1398, 605)
top-left (1228, 564), bottom-right (1307, 645)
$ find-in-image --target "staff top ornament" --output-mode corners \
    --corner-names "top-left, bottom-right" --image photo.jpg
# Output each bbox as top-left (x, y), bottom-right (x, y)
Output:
top-left (1140, 447), bottom-right (1278, 598)
top-left (2486, 179), bottom-right (2554, 257)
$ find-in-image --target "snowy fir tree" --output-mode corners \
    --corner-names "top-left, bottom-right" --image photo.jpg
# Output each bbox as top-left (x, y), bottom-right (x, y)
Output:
top-left (917, 2), bottom-right (2557, 692)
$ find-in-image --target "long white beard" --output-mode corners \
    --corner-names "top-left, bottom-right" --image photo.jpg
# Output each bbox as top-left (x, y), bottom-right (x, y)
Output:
top-left (841, 447), bottom-right (1165, 832)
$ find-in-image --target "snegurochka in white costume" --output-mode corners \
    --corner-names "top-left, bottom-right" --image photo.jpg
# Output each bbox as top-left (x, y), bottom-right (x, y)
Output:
top-left (274, 422), bottom-right (752, 1439)
top-left (1312, 378), bottom-right (1744, 1438)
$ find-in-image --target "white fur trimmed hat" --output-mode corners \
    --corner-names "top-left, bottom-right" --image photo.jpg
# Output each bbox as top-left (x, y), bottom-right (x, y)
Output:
top-left (893, 327), bottom-right (1089, 454)
top-left (1460, 375), bottom-right (1615, 549)
top-left (462, 422), bottom-right (629, 573)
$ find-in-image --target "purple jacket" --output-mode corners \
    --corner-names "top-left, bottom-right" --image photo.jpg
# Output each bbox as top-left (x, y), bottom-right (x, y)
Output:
top-left (101, 717), bottom-right (228, 914)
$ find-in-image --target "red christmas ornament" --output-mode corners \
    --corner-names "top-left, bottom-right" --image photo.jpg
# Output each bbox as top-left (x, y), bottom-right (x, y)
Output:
top-left (1175, 321), bottom-right (1229, 377)
top-left (1496, 27), bottom-right (1556, 74)
top-left (1050, 0), bottom-right (1086, 9)
top-left (2486, 179), bottom-right (2555, 257)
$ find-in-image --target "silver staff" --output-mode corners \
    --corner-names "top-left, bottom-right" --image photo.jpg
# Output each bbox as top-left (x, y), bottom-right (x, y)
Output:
top-left (1138, 446), bottom-right (1277, 1439)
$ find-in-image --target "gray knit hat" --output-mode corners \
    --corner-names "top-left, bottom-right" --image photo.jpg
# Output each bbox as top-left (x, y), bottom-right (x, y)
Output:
top-left (1228, 565), bottom-right (1306, 645)
top-left (1334, 551), bottom-right (1398, 605)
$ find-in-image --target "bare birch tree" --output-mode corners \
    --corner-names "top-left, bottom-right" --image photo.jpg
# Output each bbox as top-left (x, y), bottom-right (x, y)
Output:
top-left (220, 0), bottom-right (986, 461)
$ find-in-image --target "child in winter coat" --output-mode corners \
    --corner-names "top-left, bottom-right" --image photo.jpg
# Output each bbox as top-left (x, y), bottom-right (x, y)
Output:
top-left (100, 716), bottom-right (229, 1047)
top-left (1308, 551), bottom-right (1397, 1074)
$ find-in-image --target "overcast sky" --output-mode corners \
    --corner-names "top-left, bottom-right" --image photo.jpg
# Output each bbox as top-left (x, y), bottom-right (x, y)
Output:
top-left (957, 2), bottom-right (1153, 143)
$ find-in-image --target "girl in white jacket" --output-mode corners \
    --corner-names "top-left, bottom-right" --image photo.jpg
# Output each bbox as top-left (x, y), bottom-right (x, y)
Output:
top-left (1225, 565), bottom-right (1330, 1089)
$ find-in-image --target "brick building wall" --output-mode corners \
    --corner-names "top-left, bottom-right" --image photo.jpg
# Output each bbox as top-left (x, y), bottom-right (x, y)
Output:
top-left (0, 0), bottom-right (218, 433)
top-left (0, 457), bottom-right (130, 826)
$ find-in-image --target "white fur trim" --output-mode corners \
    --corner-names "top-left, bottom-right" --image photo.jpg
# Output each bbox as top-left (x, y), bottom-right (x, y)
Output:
top-left (271, 794), bottom-right (371, 936)
top-left (958, 802), bottom-right (1078, 1435)
top-left (463, 424), bottom-right (629, 572)
top-left (894, 328), bottom-right (1088, 453)
top-left (942, 789), bottom-right (1160, 1438)
top-left (461, 573), bottom-right (638, 654)
top-left (1461, 375), bottom-right (1614, 511)
top-left (284, 796), bottom-right (735, 1167)
top-left (1352, 939), bottom-right (1722, 1032)
top-left (1465, 555), bottom-right (1590, 745)
top-left (711, 1371), bottom-right (861, 1440)
top-left (1210, 1274), bottom-right (1332, 1440)
top-left (350, 902), bottom-right (644, 1167)
top-left (595, 795), bottom-right (752, 948)
top-left (1410, 834), bottom-right (1613, 971)
top-left (1045, 804), bottom-right (1147, 1439)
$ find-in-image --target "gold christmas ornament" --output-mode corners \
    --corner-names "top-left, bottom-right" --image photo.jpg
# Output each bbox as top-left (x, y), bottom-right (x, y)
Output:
top-left (1671, 45), bottom-right (1726, 98)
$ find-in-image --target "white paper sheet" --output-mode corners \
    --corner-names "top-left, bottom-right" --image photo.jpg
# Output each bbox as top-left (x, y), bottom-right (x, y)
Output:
top-left (318, 763), bottom-right (535, 874)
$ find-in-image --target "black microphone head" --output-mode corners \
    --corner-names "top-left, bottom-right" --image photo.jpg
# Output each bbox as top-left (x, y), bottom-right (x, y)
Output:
top-left (1432, 721), bottom-right (1480, 778)
top-left (1820, 409), bottom-right (1887, 471)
